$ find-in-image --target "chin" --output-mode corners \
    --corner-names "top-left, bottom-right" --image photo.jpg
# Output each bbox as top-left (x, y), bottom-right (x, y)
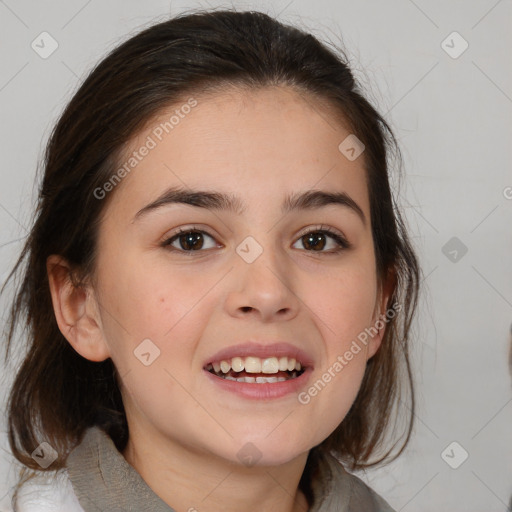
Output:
top-left (221, 433), bottom-right (311, 469)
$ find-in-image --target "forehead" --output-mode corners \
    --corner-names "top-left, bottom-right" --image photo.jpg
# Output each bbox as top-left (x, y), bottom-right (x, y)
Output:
top-left (104, 85), bottom-right (369, 219)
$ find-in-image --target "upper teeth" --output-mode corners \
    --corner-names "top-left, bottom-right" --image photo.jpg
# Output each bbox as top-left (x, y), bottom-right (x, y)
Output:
top-left (210, 356), bottom-right (302, 374)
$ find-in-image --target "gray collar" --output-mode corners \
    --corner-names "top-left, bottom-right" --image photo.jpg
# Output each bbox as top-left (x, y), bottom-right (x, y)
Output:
top-left (66, 426), bottom-right (391, 512)
top-left (67, 426), bottom-right (172, 511)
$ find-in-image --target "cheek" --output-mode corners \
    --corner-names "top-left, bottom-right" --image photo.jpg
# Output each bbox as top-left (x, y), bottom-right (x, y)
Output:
top-left (309, 261), bottom-right (378, 344)
top-left (97, 265), bottom-right (214, 422)
top-left (301, 257), bottom-right (377, 428)
top-left (116, 349), bottom-right (209, 449)
top-left (298, 341), bottom-right (368, 446)
top-left (97, 252), bottom-right (210, 337)
top-left (95, 252), bottom-right (224, 380)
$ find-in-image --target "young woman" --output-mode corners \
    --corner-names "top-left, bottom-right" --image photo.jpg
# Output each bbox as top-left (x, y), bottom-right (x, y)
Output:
top-left (3, 9), bottom-right (420, 511)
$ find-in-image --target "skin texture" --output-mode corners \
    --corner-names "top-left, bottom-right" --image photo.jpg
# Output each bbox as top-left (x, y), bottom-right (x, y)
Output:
top-left (47, 85), bottom-right (392, 512)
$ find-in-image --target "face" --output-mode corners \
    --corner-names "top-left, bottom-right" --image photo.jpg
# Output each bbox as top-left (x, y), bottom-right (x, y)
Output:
top-left (84, 86), bottom-right (388, 466)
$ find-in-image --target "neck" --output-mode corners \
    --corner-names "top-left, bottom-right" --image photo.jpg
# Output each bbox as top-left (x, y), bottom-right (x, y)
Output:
top-left (121, 421), bottom-right (311, 512)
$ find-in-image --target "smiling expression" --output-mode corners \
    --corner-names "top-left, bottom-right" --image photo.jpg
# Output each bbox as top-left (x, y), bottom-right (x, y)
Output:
top-left (87, 85), bottom-right (389, 466)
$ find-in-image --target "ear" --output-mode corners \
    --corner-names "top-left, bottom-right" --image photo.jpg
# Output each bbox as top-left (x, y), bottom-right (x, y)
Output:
top-left (46, 255), bottom-right (110, 362)
top-left (366, 267), bottom-right (397, 360)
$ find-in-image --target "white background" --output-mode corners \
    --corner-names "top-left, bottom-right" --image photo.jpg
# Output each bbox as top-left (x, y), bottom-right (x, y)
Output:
top-left (1, 0), bottom-right (511, 510)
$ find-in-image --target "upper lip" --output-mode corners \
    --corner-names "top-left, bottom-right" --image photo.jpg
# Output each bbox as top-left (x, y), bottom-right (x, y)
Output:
top-left (204, 341), bottom-right (314, 368)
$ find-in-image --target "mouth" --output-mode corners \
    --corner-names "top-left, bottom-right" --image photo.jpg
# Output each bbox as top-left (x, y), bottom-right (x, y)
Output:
top-left (204, 355), bottom-right (306, 383)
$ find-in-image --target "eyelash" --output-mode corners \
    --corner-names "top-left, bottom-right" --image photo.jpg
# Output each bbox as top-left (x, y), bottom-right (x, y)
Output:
top-left (161, 225), bottom-right (351, 255)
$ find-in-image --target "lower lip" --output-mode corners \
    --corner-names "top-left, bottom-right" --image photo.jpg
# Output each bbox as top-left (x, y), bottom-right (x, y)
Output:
top-left (204, 368), bottom-right (313, 400)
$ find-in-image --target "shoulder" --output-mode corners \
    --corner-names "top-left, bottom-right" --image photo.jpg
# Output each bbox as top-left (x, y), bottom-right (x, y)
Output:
top-left (13, 468), bottom-right (85, 512)
top-left (344, 471), bottom-right (397, 512)
top-left (320, 452), bottom-right (397, 512)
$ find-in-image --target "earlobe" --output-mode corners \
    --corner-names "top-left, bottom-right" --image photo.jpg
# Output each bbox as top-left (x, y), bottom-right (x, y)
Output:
top-left (367, 268), bottom-right (396, 360)
top-left (46, 255), bottom-right (110, 362)
top-left (366, 319), bottom-right (386, 360)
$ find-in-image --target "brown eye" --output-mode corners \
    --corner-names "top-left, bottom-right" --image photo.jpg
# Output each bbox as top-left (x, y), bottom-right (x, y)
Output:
top-left (292, 228), bottom-right (350, 253)
top-left (177, 231), bottom-right (204, 250)
top-left (301, 232), bottom-right (327, 251)
top-left (163, 229), bottom-right (218, 252)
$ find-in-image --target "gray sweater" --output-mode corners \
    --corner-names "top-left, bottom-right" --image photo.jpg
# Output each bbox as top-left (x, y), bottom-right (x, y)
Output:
top-left (14, 426), bottom-right (397, 511)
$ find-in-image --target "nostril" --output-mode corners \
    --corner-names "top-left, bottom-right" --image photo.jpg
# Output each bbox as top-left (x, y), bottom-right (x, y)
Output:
top-left (240, 306), bottom-right (253, 312)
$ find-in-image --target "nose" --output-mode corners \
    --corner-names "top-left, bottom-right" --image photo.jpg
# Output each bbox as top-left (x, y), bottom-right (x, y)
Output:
top-left (224, 241), bottom-right (300, 323)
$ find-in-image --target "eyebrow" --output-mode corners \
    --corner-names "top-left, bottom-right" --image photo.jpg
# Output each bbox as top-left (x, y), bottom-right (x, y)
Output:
top-left (132, 186), bottom-right (366, 225)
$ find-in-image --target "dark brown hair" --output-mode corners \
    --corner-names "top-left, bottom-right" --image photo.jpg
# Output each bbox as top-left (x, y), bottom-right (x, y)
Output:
top-left (2, 7), bottom-right (420, 498)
